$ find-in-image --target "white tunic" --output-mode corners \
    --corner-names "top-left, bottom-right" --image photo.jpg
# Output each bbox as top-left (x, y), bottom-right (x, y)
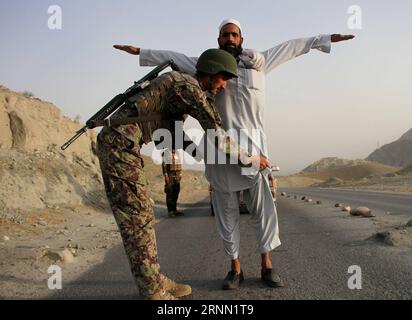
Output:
top-left (140, 35), bottom-right (331, 192)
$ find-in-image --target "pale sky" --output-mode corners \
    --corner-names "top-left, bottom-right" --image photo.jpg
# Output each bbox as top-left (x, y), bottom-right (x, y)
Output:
top-left (1, 0), bottom-right (411, 174)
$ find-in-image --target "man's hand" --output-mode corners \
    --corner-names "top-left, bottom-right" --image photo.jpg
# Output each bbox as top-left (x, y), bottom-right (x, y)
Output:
top-left (113, 45), bottom-right (140, 55)
top-left (331, 34), bottom-right (355, 43)
top-left (250, 155), bottom-right (270, 171)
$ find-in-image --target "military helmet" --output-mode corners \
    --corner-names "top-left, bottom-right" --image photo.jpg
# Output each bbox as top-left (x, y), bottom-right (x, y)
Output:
top-left (196, 49), bottom-right (238, 78)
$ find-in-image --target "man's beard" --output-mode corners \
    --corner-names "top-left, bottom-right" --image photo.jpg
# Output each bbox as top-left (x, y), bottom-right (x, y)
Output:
top-left (220, 42), bottom-right (243, 57)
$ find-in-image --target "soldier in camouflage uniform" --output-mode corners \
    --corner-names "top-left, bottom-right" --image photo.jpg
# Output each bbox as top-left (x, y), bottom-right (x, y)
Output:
top-left (162, 149), bottom-right (183, 217)
top-left (97, 49), bottom-right (269, 300)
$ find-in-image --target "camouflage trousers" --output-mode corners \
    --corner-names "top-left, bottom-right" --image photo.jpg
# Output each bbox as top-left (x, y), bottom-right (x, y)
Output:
top-left (96, 128), bottom-right (162, 298)
top-left (164, 176), bottom-right (181, 213)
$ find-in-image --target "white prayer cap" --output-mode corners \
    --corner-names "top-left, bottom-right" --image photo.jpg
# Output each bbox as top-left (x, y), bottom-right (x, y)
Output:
top-left (219, 18), bottom-right (242, 33)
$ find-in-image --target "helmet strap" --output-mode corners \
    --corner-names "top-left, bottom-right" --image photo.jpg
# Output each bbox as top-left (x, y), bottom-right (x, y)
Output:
top-left (207, 74), bottom-right (217, 91)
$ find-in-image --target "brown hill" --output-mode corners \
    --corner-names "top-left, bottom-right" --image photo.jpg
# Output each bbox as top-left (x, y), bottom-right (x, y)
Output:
top-left (0, 85), bottom-right (208, 225)
top-left (301, 157), bottom-right (370, 173)
top-left (366, 128), bottom-right (412, 167)
top-left (300, 162), bottom-right (399, 181)
top-left (294, 157), bottom-right (400, 188)
top-left (287, 157), bottom-right (412, 192)
top-left (0, 85), bottom-right (105, 220)
top-left (397, 164), bottom-right (412, 176)
top-left (0, 85), bottom-right (208, 299)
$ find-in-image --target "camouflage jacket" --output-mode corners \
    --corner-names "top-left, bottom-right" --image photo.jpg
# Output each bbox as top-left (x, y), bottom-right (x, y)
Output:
top-left (162, 149), bottom-right (182, 174)
top-left (99, 71), bottom-right (250, 164)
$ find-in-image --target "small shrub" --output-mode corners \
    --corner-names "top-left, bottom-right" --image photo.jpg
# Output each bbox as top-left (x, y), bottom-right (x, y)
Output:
top-left (21, 91), bottom-right (35, 99)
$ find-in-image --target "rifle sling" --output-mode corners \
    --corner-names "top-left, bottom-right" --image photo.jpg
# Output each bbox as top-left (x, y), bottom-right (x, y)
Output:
top-left (93, 114), bottom-right (163, 127)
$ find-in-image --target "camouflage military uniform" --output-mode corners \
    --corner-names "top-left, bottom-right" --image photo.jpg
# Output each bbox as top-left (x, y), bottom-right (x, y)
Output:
top-left (162, 149), bottom-right (182, 216)
top-left (96, 71), bottom-right (227, 298)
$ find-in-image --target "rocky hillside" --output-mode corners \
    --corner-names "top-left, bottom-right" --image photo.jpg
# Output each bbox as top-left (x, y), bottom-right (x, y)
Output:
top-left (281, 156), bottom-right (407, 190)
top-left (0, 85), bottom-right (208, 226)
top-left (366, 128), bottom-right (412, 167)
top-left (0, 85), bottom-right (210, 299)
top-left (0, 86), bottom-right (98, 160)
top-left (0, 86), bottom-right (106, 222)
top-left (397, 164), bottom-right (412, 176)
top-left (301, 157), bottom-right (371, 173)
top-left (300, 161), bottom-right (399, 181)
top-left (299, 157), bottom-right (398, 180)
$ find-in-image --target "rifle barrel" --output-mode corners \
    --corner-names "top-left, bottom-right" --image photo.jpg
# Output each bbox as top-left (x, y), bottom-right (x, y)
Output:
top-left (61, 126), bottom-right (88, 150)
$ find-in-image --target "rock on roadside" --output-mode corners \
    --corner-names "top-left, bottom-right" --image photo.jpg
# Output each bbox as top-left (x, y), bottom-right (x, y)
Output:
top-left (350, 207), bottom-right (374, 217)
top-left (44, 248), bottom-right (75, 264)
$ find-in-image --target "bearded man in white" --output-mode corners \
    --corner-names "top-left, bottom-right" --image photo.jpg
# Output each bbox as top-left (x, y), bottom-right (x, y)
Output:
top-left (114, 19), bottom-right (354, 289)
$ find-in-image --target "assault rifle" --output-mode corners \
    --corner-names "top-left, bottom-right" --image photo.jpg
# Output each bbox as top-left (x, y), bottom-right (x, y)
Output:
top-left (61, 60), bottom-right (179, 150)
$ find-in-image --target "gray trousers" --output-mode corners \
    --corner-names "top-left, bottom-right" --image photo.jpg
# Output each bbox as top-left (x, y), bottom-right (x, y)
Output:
top-left (211, 172), bottom-right (281, 259)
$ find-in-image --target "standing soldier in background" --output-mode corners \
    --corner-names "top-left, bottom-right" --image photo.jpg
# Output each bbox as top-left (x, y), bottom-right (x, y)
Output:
top-left (162, 149), bottom-right (183, 217)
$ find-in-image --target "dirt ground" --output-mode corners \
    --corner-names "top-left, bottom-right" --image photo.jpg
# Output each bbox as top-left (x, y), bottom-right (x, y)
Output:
top-left (0, 186), bottom-right (210, 299)
top-left (0, 158), bottom-right (209, 299)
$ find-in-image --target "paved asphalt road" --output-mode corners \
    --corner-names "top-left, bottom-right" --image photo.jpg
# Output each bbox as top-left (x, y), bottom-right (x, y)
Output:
top-left (49, 190), bottom-right (412, 300)
top-left (282, 187), bottom-right (412, 218)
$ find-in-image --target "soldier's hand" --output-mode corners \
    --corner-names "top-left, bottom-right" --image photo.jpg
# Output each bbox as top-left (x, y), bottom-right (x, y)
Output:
top-left (113, 45), bottom-right (140, 55)
top-left (331, 34), bottom-right (355, 42)
top-left (250, 155), bottom-right (270, 171)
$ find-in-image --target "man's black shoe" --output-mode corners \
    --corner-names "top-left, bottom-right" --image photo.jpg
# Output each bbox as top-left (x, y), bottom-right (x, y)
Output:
top-left (222, 270), bottom-right (244, 290)
top-left (261, 268), bottom-right (284, 288)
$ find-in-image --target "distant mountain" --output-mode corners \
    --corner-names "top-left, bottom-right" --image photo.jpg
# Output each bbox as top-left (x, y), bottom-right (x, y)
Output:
top-left (397, 164), bottom-right (412, 176)
top-left (400, 128), bottom-right (412, 141)
top-left (301, 157), bottom-right (370, 173)
top-left (366, 128), bottom-right (412, 167)
top-left (299, 157), bottom-right (398, 181)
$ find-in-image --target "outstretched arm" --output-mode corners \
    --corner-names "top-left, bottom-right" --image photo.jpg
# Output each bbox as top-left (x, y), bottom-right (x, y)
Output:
top-left (113, 44), bottom-right (197, 74)
top-left (331, 34), bottom-right (355, 42)
top-left (113, 44), bottom-right (140, 55)
top-left (263, 34), bottom-right (354, 73)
